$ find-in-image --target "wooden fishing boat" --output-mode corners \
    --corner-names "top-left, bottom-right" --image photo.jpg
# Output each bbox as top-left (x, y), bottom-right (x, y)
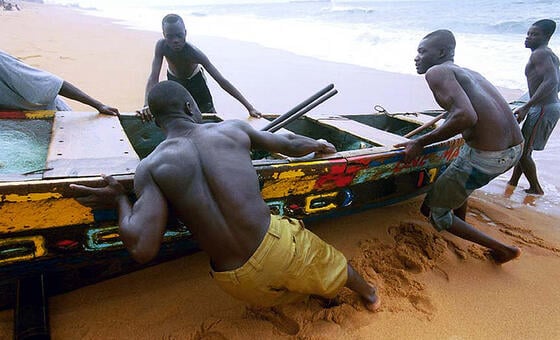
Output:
top-left (0, 103), bottom-right (463, 313)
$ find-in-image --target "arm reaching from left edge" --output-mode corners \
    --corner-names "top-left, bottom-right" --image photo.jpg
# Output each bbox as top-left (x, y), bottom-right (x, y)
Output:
top-left (70, 166), bottom-right (168, 264)
top-left (58, 81), bottom-right (120, 116)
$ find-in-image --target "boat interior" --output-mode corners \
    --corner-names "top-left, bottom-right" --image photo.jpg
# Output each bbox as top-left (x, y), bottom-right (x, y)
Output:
top-left (0, 108), bottom-right (446, 182)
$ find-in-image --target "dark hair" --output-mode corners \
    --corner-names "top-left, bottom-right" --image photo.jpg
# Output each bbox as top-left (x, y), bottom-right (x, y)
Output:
top-left (533, 19), bottom-right (556, 38)
top-left (148, 81), bottom-right (191, 118)
top-left (424, 29), bottom-right (456, 57)
top-left (162, 14), bottom-right (184, 29)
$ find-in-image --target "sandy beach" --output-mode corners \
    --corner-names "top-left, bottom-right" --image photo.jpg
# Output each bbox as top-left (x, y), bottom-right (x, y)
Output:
top-left (1, 2), bottom-right (560, 339)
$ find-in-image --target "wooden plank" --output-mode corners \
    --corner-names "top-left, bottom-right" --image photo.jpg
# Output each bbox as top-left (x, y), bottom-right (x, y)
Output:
top-left (315, 116), bottom-right (409, 147)
top-left (45, 112), bottom-right (139, 179)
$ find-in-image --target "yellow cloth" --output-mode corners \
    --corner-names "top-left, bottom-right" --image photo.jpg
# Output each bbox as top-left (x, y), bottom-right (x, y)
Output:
top-left (211, 214), bottom-right (348, 307)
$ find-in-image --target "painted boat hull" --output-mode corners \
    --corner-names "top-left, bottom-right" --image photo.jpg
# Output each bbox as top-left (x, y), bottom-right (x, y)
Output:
top-left (0, 109), bottom-right (462, 309)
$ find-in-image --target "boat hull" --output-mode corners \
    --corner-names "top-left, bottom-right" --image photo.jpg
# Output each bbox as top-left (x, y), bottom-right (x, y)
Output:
top-left (0, 109), bottom-right (462, 309)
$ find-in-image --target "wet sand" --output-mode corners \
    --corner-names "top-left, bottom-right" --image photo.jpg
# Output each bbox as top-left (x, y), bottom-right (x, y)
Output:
top-left (1, 3), bottom-right (559, 339)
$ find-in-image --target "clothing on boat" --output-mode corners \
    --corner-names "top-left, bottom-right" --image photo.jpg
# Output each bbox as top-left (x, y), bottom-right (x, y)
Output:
top-left (210, 214), bottom-right (348, 307)
top-left (167, 65), bottom-right (216, 113)
top-left (0, 50), bottom-right (71, 111)
top-left (521, 103), bottom-right (560, 151)
top-left (425, 143), bottom-right (523, 231)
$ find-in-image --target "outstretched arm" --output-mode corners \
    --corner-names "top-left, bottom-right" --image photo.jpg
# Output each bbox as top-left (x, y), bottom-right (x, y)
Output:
top-left (195, 49), bottom-right (261, 118)
top-left (58, 81), bottom-right (119, 115)
top-left (70, 167), bottom-right (168, 264)
top-left (395, 66), bottom-right (476, 162)
top-left (138, 40), bottom-right (165, 122)
top-left (238, 120), bottom-right (336, 156)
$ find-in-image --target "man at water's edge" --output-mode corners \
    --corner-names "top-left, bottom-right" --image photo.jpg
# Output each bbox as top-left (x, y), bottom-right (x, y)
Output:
top-left (508, 19), bottom-right (560, 195)
top-left (395, 30), bottom-right (523, 264)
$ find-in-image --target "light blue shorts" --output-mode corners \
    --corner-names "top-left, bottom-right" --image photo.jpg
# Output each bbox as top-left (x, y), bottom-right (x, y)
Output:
top-left (522, 103), bottom-right (560, 151)
top-left (425, 143), bottom-right (522, 231)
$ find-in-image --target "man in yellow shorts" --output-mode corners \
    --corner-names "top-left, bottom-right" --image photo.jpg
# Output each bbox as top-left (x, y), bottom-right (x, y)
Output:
top-left (71, 81), bottom-right (380, 311)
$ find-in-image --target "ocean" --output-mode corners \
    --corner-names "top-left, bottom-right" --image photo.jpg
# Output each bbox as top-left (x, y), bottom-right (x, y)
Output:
top-left (43, 0), bottom-right (560, 213)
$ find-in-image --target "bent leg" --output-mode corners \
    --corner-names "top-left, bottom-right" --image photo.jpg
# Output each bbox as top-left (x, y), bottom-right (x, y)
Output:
top-left (518, 152), bottom-right (544, 195)
top-left (507, 163), bottom-right (523, 187)
top-left (345, 264), bottom-right (380, 311)
top-left (447, 216), bottom-right (521, 264)
top-left (453, 201), bottom-right (468, 221)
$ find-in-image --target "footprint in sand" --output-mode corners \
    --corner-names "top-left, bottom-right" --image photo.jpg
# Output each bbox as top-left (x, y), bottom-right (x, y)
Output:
top-left (246, 306), bottom-right (300, 335)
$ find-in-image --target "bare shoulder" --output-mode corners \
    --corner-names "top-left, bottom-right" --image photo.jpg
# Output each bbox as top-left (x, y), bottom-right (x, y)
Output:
top-left (155, 39), bottom-right (166, 51)
top-left (425, 64), bottom-right (454, 84)
top-left (530, 47), bottom-right (555, 62)
top-left (185, 42), bottom-right (206, 59)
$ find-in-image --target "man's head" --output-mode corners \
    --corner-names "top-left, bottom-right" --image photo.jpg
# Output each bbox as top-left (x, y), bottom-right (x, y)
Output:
top-left (148, 81), bottom-right (202, 126)
top-left (162, 14), bottom-right (186, 52)
top-left (525, 19), bottom-right (556, 50)
top-left (414, 29), bottom-right (456, 74)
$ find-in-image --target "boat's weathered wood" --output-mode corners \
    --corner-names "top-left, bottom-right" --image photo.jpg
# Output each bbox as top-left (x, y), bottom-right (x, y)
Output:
top-left (44, 112), bottom-right (139, 179)
top-left (314, 116), bottom-right (410, 146)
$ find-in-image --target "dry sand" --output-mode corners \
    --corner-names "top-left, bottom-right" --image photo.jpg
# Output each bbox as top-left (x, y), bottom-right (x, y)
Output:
top-left (1, 3), bottom-right (559, 339)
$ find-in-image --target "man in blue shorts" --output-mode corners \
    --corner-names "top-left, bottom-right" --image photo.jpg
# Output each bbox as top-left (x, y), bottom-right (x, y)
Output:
top-left (508, 19), bottom-right (560, 195)
top-left (395, 30), bottom-right (524, 264)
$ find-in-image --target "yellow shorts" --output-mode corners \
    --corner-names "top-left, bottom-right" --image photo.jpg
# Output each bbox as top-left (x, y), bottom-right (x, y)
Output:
top-left (211, 215), bottom-right (348, 307)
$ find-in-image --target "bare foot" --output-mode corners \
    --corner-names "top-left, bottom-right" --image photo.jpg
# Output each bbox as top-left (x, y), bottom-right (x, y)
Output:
top-left (503, 184), bottom-right (515, 198)
top-left (490, 246), bottom-right (521, 265)
top-left (524, 187), bottom-right (544, 195)
top-left (363, 289), bottom-right (381, 312)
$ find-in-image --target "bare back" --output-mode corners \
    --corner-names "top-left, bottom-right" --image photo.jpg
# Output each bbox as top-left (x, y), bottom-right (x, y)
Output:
top-left (143, 120), bottom-right (271, 271)
top-left (430, 63), bottom-right (523, 150)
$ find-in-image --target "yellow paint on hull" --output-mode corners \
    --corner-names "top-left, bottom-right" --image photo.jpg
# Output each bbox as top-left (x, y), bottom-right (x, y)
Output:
top-left (0, 235), bottom-right (47, 265)
top-left (24, 110), bottom-right (56, 119)
top-left (260, 162), bottom-right (332, 199)
top-left (2, 192), bottom-right (62, 203)
top-left (305, 191), bottom-right (338, 214)
top-left (0, 198), bottom-right (93, 233)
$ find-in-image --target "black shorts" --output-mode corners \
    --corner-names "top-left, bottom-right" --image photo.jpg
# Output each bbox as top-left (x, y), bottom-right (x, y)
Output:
top-left (167, 69), bottom-right (216, 113)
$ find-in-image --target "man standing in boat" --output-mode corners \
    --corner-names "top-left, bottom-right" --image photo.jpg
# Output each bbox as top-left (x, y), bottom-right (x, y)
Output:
top-left (507, 19), bottom-right (560, 195)
top-left (395, 29), bottom-right (523, 264)
top-left (138, 13), bottom-right (261, 119)
top-left (72, 81), bottom-right (380, 312)
top-left (0, 50), bottom-right (119, 115)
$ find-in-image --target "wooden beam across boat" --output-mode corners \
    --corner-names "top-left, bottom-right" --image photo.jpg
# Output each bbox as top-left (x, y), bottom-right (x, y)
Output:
top-left (311, 115), bottom-right (410, 147)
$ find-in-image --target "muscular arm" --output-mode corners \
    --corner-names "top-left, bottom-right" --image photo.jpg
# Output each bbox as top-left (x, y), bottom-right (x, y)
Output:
top-left (415, 66), bottom-right (477, 146)
top-left (524, 49), bottom-right (559, 108)
top-left (238, 121), bottom-right (336, 156)
top-left (144, 40), bottom-right (165, 106)
top-left (58, 81), bottom-right (119, 115)
top-left (193, 48), bottom-right (261, 117)
top-left (117, 163), bottom-right (169, 264)
top-left (394, 66), bottom-right (476, 162)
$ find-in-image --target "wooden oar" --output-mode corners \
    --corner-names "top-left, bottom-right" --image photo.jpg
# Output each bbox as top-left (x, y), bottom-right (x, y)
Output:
top-left (268, 89), bottom-right (338, 133)
top-left (403, 112), bottom-right (446, 138)
top-left (261, 84), bottom-right (335, 132)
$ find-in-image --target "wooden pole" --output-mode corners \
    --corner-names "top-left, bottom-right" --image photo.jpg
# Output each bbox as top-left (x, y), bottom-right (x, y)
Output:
top-left (268, 89), bottom-right (338, 133)
top-left (261, 84), bottom-right (334, 132)
top-left (403, 112), bottom-right (446, 138)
